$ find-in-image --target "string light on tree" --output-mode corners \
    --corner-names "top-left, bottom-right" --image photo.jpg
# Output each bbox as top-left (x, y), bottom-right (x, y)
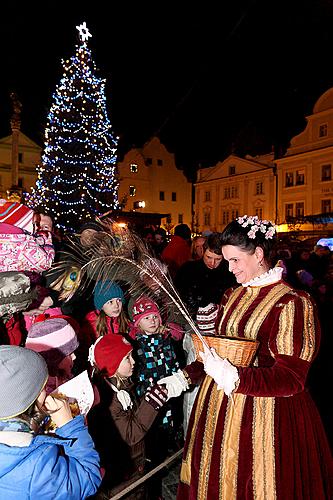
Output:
top-left (25, 22), bottom-right (120, 231)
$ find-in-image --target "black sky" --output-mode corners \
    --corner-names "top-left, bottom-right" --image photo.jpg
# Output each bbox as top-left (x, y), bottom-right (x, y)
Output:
top-left (1, 1), bottom-right (333, 181)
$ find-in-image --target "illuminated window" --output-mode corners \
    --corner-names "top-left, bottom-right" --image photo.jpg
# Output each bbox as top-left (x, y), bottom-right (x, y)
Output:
top-left (319, 124), bottom-right (328, 138)
top-left (129, 185), bottom-right (136, 196)
top-left (130, 163), bottom-right (138, 173)
top-left (285, 172), bottom-right (293, 187)
top-left (255, 182), bottom-right (263, 194)
top-left (322, 164), bottom-right (331, 181)
top-left (296, 170), bottom-right (305, 185)
top-left (322, 199), bottom-right (331, 213)
top-left (285, 203), bottom-right (293, 220)
top-left (296, 202), bottom-right (304, 217)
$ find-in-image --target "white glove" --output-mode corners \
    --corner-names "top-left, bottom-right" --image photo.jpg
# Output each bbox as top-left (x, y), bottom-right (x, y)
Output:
top-left (157, 369), bottom-right (189, 399)
top-left (199, 345), bottom-right (239, 396)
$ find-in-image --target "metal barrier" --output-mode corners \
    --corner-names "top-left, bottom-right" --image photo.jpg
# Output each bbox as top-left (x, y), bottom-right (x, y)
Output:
top-left (109, 448), bottom-right (183, 500)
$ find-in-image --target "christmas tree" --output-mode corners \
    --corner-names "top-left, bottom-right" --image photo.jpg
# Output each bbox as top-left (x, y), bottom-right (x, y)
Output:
top-left (26, 22), bottom-right (120, 231)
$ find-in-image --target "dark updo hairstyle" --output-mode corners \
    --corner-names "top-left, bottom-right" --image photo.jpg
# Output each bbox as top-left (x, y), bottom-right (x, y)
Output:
top-left (220, 216), bottom-right (277, 267)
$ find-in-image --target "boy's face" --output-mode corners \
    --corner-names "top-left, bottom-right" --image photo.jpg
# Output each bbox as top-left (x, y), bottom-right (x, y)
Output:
top-left (138, 313), bottom-right (161, 334)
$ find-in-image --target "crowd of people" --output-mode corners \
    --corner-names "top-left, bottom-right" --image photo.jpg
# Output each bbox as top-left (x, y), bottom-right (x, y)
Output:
top-left (0, 201), bottom-right (332, 499)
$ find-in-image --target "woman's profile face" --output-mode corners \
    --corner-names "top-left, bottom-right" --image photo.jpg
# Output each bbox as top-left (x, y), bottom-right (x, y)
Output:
top-left (222, 245), bottom-right (263, 284)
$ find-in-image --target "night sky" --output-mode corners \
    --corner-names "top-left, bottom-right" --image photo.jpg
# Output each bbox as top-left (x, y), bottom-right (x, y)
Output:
top-left (1, 1), bottom-right (333, 181)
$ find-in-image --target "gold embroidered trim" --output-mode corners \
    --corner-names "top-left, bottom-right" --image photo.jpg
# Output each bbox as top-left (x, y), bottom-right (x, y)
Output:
top-left (180, 376), bottom-right (214, 485)
top-left (217, 286), bottom-right (244, 333)
top-left (219, 394), bottom-right (246, 499)
top-left (225, 288), bottom-right (260, 337)
top-left (300, 297), bottom-right (316, 362)
top-left (197, 380), bottom-right (225, 499)
top-left (277, 301), bottom-right (295, 355)
top-left (252, 397), bottom-right (276, 499)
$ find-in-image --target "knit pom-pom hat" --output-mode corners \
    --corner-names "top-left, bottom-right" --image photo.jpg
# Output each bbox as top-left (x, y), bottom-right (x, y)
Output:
top-left (25, 318), bottom-right (79, 368)
top-left (94, 280), bottom-right (125, 311)
top-left (89, 334), bottom-right (132, 377)
top-left (131, 295), bottom-right (162, 327)
top-left (0, 345), bottom-right (48, 419)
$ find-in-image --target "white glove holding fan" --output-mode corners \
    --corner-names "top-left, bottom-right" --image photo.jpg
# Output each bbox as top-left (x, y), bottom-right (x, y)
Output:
top-left (199, 344), bottom-right (239, 396)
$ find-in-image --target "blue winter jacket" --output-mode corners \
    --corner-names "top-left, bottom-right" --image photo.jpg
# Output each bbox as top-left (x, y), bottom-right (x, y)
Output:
top-left (0, 415), bottom-right (101, 499)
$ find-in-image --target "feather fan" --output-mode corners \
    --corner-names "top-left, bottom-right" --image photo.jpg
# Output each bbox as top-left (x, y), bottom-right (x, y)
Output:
top-left (49, 220), bottom-right (210, 347)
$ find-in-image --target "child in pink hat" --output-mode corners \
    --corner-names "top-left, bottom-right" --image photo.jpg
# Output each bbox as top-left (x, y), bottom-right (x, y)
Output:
top-left (25, 317), bottom-right (79, 394)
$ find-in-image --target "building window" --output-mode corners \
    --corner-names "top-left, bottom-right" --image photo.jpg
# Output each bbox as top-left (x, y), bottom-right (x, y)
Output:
top-left (171, 192), bottom-right (177, 202)
top-left (130, 163), bottom-right (138, 173)
top-left (224, 187), bottom-right (230, 199)
top-left (231, 186), bottom-right (238, 198)
top-left (178, 214), bottom-right (183, 223)
top-left (255, 182), bottom-right (263, 195)
top-left (205, 191), bottom-right (211, 202)
top-left (319, 124), bottom-right (328, 138)
top-left (296, 170), bottom-right (305, 185)
top-left (129, 185), bottom-right (136, 197)
top-left (157, 159), bottom-right (163, 166)
top-left (159, 191), bottom-right (165, 201)
top-left (229, 165), bottom-right (236, 175)
top-left (295, 202), bottom-right (304, 217)
top-left (18, 178), bottom-right (23, 188)
top-left (204, 213), bottom-right (210, 226)
top-left (322, 199), bottom-right (331, 213)
top-left (145, 157), bottom-right (153, 166)
top-left (255, 208), bottom-right (263, 219)
top-left (285, 172), bottom-right (294, 187)
top-left (322, 164), bottom-right (332, 181)
top-left (285, 203), bottom-right (293, 220)
top-left (231, 209), bottom-right (239, 219)
top-left (222, 211), bottom-right (229, 225)
top-left (18, 153), bottom-right (23, 163)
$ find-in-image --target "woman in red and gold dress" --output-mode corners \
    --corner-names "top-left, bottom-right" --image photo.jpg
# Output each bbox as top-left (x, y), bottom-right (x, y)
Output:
top-left (159, 215), bottom-right (332, 499)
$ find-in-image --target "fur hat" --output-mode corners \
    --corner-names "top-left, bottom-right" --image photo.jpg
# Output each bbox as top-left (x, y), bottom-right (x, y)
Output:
top-left (89, 335), bottom-right (132, 377)
top-left (131, 295), bottom-right (161, 327)
top-left (94, 280), bottom-right (125, 311)
top-left (0, 345), bottom-right (48, 419)
top-left (25, 318), bottom-right (79, 368)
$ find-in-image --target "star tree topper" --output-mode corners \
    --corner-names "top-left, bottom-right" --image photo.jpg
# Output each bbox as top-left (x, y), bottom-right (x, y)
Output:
top-left (76, 22), bottom-right (92, 42)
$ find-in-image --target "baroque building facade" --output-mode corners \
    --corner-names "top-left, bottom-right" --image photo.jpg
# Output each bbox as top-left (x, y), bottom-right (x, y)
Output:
top-left (195, 86), bottom-right (333, 237)
top-left (117, 136), bottom-right (192, 229)
top-left (0, 132), bottom-right (41, 199)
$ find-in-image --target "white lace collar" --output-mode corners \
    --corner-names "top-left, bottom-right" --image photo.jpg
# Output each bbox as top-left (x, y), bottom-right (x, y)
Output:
top-left (242, 266), bottom-right (283, 287)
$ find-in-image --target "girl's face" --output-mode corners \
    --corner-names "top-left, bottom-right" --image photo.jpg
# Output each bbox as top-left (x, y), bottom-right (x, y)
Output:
top-left (117, 351), bottom-right (135, 378)
top-left (222, 245), bottom-right (265, 284)
top-left (138, 314), bottom-right (161, 334)
top-left (102, 298), bottom-right (123, 317)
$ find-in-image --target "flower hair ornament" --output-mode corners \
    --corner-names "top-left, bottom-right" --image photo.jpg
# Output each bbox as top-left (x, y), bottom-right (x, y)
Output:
top-left (236, 215), bottom-right (276, 240)
top-left (88, 337), bottom-right (133, 411)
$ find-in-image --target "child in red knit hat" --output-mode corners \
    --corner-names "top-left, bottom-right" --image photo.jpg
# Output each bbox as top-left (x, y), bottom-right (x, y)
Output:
top-left (87, 334), bottom-right (168, 498)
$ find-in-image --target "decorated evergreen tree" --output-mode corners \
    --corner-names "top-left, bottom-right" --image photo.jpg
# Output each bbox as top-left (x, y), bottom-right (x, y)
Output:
top-left (26, 22), bottom-right (119, 231)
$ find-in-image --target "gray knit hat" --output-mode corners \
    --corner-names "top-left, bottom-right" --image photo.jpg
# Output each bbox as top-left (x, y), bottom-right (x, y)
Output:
top-left (0, 345), bottom-right (48, 420)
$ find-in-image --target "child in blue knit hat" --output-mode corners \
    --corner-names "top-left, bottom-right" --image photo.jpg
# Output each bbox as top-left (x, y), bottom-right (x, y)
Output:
top-left (81, 280), bottom-right (129, 355)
